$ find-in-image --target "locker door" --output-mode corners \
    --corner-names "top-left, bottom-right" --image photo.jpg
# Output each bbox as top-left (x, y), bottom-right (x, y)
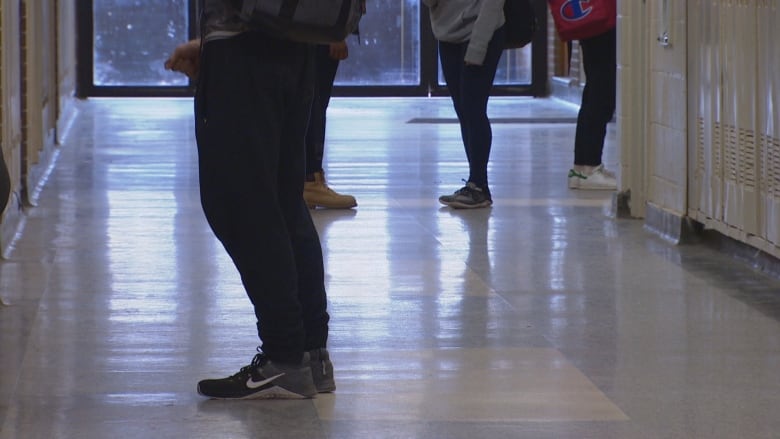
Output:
top-left (689, 0), bottom-right (724, 222)
top-left (757, 0), bottom-right (780, 246)
top-left (720, 0), bottom-right (759, 236)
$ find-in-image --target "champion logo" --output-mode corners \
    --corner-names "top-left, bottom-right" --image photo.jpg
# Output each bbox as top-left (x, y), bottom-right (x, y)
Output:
top-left (246, 373), bottom-right (284, 389)
top-left (560, 0), bottom-right (593, 21)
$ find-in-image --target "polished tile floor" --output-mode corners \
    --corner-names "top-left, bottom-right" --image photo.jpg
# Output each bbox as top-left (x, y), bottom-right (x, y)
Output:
top-left (1, 97), bottom-right (780, 439)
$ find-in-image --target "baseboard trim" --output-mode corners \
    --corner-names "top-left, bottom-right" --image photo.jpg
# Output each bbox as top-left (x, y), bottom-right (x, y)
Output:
top-left (612, 189), bottom-right (632, 218)
top-left (645, 203), bottom-right (780, 279)
top-left (0, 194), bottom-right (25, 259)
top-left (644, 203), bottom-right (702, 245)
top-left (697, 228), bottom-right (780, 280)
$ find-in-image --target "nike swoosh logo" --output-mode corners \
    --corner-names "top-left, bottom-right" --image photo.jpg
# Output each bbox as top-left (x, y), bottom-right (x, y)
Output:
top-left (246, 373), bottom-right (285, 389)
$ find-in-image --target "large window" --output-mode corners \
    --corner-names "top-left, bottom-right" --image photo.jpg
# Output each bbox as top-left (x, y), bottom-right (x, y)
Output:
top-left (335, 1), bottom-right (421, 86)
top-left (78, 0), bottom-right (546, 97)
top-left (495, 46), bottom-right (533, 85)
top-left (78, 0), bottom-right (195, 96)
top-left (437, 46), bottom-right (534, 87)
top-left (336, 1), bottom-right (544, 95)
top-left (93, 0), bottom-right (189, 87)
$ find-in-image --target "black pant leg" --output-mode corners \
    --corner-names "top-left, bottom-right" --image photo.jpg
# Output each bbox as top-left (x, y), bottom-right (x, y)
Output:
top-left (277, 49), bottom-right (331, 351)
top-left (305, 44), bottom-right (341, 175)
top-left (574, 27), bottom-right (617, 166)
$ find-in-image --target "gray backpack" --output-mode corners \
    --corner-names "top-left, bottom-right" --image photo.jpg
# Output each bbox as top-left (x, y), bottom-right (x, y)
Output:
top-left (237, 0), bottom-right (363, 43)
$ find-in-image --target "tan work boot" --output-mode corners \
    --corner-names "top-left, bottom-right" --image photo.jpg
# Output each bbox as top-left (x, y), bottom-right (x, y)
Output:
top-left (304, 171), bottom-right (357, 209)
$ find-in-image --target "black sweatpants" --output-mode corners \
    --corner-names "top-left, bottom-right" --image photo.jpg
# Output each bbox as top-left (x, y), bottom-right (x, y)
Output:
top-left (194, 32), bottom-right (329, 364)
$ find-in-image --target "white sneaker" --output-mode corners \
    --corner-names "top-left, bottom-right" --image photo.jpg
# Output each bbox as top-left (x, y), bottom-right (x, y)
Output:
top-left (567, 164), bottom-right (617, 190)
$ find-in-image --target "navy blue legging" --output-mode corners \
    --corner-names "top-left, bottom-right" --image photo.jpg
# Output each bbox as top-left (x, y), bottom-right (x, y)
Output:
top-left (438, 25), bottom-right (505, 188)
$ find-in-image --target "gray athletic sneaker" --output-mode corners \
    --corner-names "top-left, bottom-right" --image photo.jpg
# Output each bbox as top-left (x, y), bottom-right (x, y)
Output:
top-left (197, 351), bottom-right (316, 400)
top-left (308, 348), bottom-right (336, 393)
top-left (439, 181), bottom-right (493, 209)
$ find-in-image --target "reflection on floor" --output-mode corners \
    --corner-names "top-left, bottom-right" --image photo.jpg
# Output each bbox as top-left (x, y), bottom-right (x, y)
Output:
top-left (1, 97), bottom-right (779, 439)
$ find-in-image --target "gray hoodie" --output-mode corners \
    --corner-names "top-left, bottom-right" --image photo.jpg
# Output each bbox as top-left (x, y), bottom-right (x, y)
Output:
top-left (423, 0), bottom-right (505, 65)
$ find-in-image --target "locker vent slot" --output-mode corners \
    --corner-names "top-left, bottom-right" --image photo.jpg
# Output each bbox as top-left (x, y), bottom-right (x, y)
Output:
top-left (739, 128), bottom-right (756, 189)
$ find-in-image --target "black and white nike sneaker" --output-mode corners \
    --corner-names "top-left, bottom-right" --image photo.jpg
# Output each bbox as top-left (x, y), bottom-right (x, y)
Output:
top-left (197, 351), bottom-right (316, 399)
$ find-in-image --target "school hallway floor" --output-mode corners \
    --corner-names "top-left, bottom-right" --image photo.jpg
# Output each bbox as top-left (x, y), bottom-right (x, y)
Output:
top-left (1, 97), bottom-right (779, 439)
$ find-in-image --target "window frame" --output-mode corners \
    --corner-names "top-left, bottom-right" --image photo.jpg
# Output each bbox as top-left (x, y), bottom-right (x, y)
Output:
top-left (76, 0), bottom-right (547, 98)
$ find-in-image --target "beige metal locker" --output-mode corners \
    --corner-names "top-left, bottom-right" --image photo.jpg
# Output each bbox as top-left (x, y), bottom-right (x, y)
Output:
top-left (689, 0), bottom-right (724, 222)
top-left (689, 0), bottom-right (780, 257)
top-left (757, 0), bottom-right (780, 247)
top-left (720, 0), bottom-right (759, 237)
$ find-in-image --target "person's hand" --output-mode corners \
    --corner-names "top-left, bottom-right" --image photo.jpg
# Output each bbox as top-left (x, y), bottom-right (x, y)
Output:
top-left (164, 39), bottom-right (201, 79)
top-left (329, 41), bottom-right (349, 60)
